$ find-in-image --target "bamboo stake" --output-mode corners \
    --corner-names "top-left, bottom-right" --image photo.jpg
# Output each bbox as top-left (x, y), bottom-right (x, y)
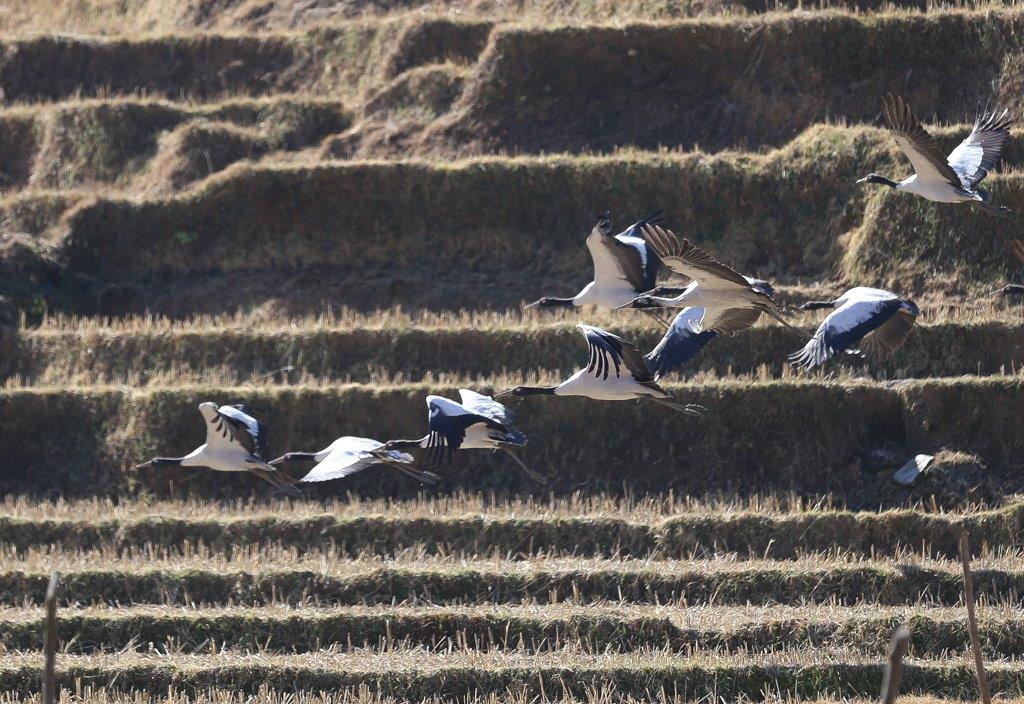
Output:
top-left (960, 531), bottom-right (993, 704)
top-left (43, 571), bottom-right (60, 704)
top-left (879, 626), bottom-right (911, 704)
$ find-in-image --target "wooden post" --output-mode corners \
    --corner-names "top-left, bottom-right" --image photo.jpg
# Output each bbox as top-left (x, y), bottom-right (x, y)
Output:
top-left (960, 532), bottom-right (992, 704)
top-left (43, 571), bottom-right (60, 704)
top-left (879, 627), bottom-right (911, 704)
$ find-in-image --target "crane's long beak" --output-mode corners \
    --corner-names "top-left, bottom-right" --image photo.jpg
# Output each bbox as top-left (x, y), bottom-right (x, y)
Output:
top-left (855, 176), bottom-right (871, 184)
top-left (132, 460), bottom-right (153, 470)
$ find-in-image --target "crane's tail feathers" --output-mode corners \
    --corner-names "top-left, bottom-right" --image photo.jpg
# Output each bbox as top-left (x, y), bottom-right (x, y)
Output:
top-left (500, 446), bottom-right (546, 484)
top-left (649, 397), bottom-right (706, 416)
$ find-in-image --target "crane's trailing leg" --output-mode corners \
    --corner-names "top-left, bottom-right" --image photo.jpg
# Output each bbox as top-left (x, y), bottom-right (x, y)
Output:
top-left (501, 446), bottom-right (546, 483)
top-left (649, 397), bottom-right (706, 416)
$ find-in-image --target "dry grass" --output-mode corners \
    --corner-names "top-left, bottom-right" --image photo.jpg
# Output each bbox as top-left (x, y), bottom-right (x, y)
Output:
top-left (2, 694), bottom-right (1018, 704)
top-left (20, 300), bottom-right (1024, 335)
top-left (5, 541), bottom-right (1024, 575)
top-left (4, 0), bottom-right (1024, 35)
top-left (0, 492), bottom-right (875, 521)
top-left (0, 601), bottom-right (1004, 625)
top-left (0, 645), bottom-right (985, 669)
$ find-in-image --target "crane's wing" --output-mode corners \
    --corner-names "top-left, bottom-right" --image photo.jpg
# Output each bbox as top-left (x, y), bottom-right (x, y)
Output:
top-left (424, 396), bottom-right (492, 468)
top-left (212, 404), bottom-right (265, 456)
top-left (946, 105), bottom-right (1014, 189)
top-left (704, 307), bottom-right (763, 334)
top-left (300, 437), bottom-right (413, 483)
top-left (882, 93), bottom-right (963, 189)
top-left (300, 437), bottom-right (376, 482)
top-left (788, 298), bottom-right (903, 369)
top-left (641, 224), bottom-right (752, 291)
top-left (611, 211), bottom-right (663, 291)
top-left (860, 306), bottom-right (918, 357)
top-left (644, 307), bottom-right (717, 378)
top-left (457, 389), bottom-right (513, 425)
top-left (577, 324), bottom-right (654, 383)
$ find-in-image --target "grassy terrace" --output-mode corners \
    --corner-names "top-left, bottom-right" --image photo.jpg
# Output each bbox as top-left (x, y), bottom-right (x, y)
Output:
top-left (6, 120), bottom-right (1024, 314)
top-left (5, 603), bottom-right (1024, 656)
top-left (6, 552), bottom-right (1024, 606)
top-left (12, 696), bottom-right (1015, 704)
top-left (0, 377), bottom-right (1019, 496)
top-left (44, 142), bottom-right (1024, 311)
top-left (4, 2), bottom-right (1023, 702)
top-left (4, 316), bottom-right (1024, 385)
top-left (2, 648), bottom-right (1023, 699)
top-left (0, 495), bottom-right (1021, 557)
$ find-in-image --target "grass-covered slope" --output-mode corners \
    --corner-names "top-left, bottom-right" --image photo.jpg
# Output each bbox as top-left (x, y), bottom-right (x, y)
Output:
top-left (429, 11), bottom-right (1024, 154)
top-left (4, 318), bottom-right (1024, 385)
top-left (0, 378), bottom-right (1019, 498)
top-left (50, 126), bottom-right (1024, 310)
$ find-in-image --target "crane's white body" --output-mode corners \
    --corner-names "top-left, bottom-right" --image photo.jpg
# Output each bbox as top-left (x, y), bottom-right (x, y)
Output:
top-left (571, 279), bottom-right (639, 308)
top-left (896, 174), bottom-right (978, 203)
top-left (553, 369), bottom-right (670, 401)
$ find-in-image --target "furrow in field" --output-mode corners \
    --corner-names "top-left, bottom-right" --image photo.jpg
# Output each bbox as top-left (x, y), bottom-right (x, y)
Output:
top-left (0, 650), bottom-right (1014, 700)
top-left (7, 320), bottom-right (1024, 386)
top-left (1, 501), bottom-right (1021, 559)
top-left (0, 603), bottom-right (1021, 657)
top-left (2, 556), bottom-right (1022, 607)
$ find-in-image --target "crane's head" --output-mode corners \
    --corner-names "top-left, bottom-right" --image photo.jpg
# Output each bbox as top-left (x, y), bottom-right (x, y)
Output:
top-left (593, 212), bottom-right (612, 236)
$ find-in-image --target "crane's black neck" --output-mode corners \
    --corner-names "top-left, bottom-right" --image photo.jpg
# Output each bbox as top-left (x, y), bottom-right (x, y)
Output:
top-left (387, 438), bottom-right (426, 451)
top-left (507, 385), bottom-right (558, 396)
top-left (529, 297), bottom-right (575, 309)
top-left (646, 285), bottom-right (687, 297)
top-left (273, 452), bottom-right (317, 463)
top-left (799, 300), bottom-right (837, 311)
top-left (1003, 284), bottom-right (1024, 296)
top-left (863, 174), bottom-right (899, 189)
top-left (146, 457), bottom-right (183, 467)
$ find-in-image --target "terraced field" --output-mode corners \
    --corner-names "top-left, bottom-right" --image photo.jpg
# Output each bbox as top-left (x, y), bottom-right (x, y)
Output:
top-left (3, 0), bottom-right (1024, 702)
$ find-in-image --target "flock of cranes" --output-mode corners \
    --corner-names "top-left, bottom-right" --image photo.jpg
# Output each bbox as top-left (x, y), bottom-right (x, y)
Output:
top-left (136, 94), bottom-right (1019, 491)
